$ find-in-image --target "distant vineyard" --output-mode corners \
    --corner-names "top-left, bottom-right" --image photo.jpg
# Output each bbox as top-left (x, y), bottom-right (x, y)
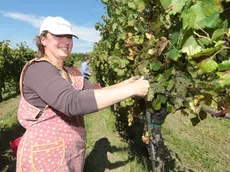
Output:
top-left (0, 41), bottom-right (35, 101)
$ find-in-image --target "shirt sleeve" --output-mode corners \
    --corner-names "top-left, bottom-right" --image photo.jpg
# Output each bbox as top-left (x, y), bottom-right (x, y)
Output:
top-left (23, 61), bottom-right (98, 116)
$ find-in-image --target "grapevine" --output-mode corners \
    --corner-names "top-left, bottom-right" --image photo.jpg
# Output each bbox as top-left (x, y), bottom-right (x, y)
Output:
top-left (91, 0), bottom-right (230, 170)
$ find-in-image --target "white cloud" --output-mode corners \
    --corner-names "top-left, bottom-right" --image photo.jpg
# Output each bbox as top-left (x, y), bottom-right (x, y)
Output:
top-left (0, 10), bottom-right (101, 43)
top-left (72, 25), bottom-right (101, 43)
top-left (72, 41), bottom-right (95, 53)
top-left (0, 10), bottom-right (44, 28)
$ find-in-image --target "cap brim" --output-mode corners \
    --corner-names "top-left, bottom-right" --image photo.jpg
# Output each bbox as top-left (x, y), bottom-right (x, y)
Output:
top-left (48, 30), bottom-right (79, 39)
top-left (72, 34), bottom-right (79, 39)
top-left (69, 31), bottom-right (79, 39)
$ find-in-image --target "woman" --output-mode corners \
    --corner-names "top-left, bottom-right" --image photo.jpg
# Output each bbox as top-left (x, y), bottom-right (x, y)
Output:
top-left (16, 16), bottom-right (149, 172)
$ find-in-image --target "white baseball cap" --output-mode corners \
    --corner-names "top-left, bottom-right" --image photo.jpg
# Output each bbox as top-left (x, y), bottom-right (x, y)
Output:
top-left (40, 16), bottom-right (79, 38)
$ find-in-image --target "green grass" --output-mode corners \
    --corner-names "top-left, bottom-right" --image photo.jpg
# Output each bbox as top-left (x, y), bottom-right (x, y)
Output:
top-left (84, 108), bottom-right (150, 172)
top-left (162, 112), bottom-right (230, 172)
top-left (1, 96), bottom-right (230, 172)
top-left (0, 97), bottom-right (24, 172)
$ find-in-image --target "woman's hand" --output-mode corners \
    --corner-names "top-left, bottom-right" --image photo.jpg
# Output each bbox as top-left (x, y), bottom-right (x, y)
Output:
top-left (130, 76), bottom-right (150, 97)
top-left (103, 76), bottom-right (141, 89)
top-left (94, 76), bottom-right (150, 110)
top-left (121, 76), bottom-right (141, 84)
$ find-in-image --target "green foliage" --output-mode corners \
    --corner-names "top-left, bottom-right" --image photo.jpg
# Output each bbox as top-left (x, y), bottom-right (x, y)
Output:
top-left (92, 0), bottom-right (230, 119)
top-left (64, 53), bottom-right (89, 67)
top-left (0, 41), bottom-right (35, 100)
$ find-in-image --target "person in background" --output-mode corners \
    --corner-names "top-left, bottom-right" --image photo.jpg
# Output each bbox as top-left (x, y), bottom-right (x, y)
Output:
top-left (80, 56), bottom-right (91, 80)
top-left (16, 16), bottom-right (150, 172)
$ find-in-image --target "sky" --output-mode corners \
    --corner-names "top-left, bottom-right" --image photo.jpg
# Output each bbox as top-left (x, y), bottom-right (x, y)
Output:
top-left (0, 0), bottom-right (107, 53)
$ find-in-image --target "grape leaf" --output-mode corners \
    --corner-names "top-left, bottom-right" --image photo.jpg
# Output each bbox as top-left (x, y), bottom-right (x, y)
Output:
top-left (128, 2), bottom-right (136, 9)
top-left (195, 13), bottom-right (220, 29)
top-left (166, 48), bottom-right (180, 61)
top-left (112, 23), bottom-right (118, 31)
top-left (202, 0), bottom-right (223, 16)
top-left (164, 68), bottom-right (174, 80)
top-left (181, 36), bottom-right (202, 56)
top-left (182, 1), bottom-right (220, 30)
top-left (160, 0), bottom-right (186, 14)
top-left (152, 94), bottom-right (166, 110)
top-left (120, 59), bottom-right (129, 68)
top-left (182, 1), bottom-right (205, 30)
top-left (160, 0), bottom-right (171, 9)
top-left (211, 28), bottom-right (225, 41)
top-left (132, 35), bottom-right (144, 44)
top-left (197, 38), bottom-right (212, 48)
top-left (114, 68), bottom-right (126, 76)
top-left (150, 61), bottom-right (162, 71)
top-left (199, 58), bottom-right (218, 73)
top-left (191, 46), bottom-right (222, 60)
top-left (134, 0), bottom-right (146, 12)
top-left (218, 60), bottom-right (230, 71)
top-left (128, 19), bottom-right (135, 26)
top-left (215, 71), bottom-right (230, 87)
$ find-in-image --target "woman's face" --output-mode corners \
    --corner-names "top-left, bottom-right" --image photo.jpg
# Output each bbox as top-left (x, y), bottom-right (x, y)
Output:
top-left (42, 32), bottom-right (73, 60)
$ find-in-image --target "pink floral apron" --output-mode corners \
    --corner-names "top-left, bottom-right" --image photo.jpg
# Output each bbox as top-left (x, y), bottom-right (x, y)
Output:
top-left (16, 58), bottom-right (86, 172)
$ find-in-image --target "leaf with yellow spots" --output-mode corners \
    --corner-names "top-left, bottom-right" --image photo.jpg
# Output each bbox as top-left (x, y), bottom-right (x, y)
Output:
top-left (148, 48), bottom-right (157, 55)
top-left (189, 102), bottom-right (196, 113)
top-left (128, 32), bottom-right (133, 39)
top-left (127, 109), bottom-right (134, 126)
top-left (145, 33), bottom-right (155, 40)
top-left (227, 28), bottom-right (230, 37)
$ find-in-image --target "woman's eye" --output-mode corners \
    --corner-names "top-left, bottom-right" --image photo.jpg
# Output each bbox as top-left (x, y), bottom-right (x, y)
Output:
top-left (67, 35), bottom-right (73, 39)
top-left (55, 35), bottom-right (63, 38)
top-left (55, 35), bottom-right (72, 39)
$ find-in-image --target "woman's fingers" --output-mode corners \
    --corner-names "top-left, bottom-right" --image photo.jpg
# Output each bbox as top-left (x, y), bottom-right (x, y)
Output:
top-left (132, 78), bottom-right (150, 97)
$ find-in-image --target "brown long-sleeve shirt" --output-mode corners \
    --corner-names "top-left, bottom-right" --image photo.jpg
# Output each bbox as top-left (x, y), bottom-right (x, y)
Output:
top-left (23, 61), bottom-right (99, 117)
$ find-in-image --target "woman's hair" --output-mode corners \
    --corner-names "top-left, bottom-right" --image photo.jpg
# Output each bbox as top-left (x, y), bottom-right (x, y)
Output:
top-left (35, 31), bottom-right (48, 58)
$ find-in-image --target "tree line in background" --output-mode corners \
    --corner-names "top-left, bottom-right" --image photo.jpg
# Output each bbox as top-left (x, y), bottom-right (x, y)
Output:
top-left (0, 40), bottom-right (87, 102)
